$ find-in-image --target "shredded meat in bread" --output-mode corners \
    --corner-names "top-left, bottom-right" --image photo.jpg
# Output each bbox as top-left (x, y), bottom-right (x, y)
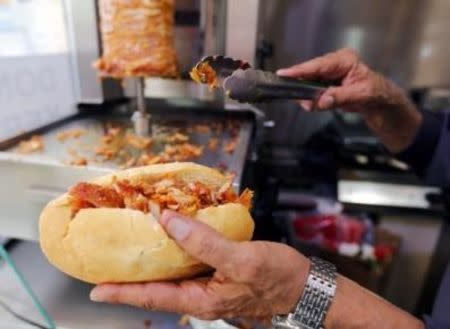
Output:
top-left (69, 176), bottom-right (252, 217)
top-left (57, 129), bottom-right (86, 142)
top-left (69, 182), bottom-right (124, 214)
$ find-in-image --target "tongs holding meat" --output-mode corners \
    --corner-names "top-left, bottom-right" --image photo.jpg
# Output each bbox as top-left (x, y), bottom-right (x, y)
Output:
top-left (190, 55), bottom-right (330, 103)
top-left (190, 55), bottom-right (250, 89)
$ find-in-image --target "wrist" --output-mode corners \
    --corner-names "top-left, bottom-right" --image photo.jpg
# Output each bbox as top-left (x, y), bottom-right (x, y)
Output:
top-left (284, 255), bottom-right (311, 314)
top-left (362, 91), bottom-right (422, 154)
top-left (274, 257), bottom-right (337, 329)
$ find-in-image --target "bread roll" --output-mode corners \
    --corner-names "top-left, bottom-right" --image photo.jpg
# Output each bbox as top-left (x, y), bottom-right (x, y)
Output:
top-left (39, 163), bottom-right (254, 284)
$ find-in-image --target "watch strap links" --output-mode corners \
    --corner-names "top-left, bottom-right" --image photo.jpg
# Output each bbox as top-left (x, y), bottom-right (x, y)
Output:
top-left (272, 257), bottom-right (337, 329)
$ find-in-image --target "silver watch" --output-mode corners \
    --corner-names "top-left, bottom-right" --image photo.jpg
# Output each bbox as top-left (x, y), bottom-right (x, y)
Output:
top-left (272, 257), bottom-right (337, 329)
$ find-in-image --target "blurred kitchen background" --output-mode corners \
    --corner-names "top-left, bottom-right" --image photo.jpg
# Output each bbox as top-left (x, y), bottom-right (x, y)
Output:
top-left (0, 0), bottom-right (449, 328)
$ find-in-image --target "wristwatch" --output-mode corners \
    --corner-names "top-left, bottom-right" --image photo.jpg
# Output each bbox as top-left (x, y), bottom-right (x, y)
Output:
top-left (272, 257), bottom-right (337, 329)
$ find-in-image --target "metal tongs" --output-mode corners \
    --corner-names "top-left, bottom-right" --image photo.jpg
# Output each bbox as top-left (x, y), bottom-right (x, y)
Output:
top-left (191, 55), bottom-right (330, 103)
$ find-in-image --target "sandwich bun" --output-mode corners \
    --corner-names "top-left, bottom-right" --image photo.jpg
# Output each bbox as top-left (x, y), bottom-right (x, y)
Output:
top-left (39, 162), bottom-right (254, 284)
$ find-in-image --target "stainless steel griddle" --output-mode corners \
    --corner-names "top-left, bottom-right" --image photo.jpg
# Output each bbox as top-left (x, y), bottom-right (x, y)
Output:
top-left (0, 102), bottom-right (255, 241)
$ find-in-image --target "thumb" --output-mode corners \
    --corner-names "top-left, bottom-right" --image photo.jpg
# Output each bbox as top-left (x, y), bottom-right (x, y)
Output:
top-left (159, 210), bottom-right (238, 273)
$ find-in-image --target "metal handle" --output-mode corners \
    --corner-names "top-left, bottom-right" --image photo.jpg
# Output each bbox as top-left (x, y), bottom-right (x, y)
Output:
top-left (224, 69), bottom-right (331, 103)
top-left (256, 74), bottom-right (328, 100)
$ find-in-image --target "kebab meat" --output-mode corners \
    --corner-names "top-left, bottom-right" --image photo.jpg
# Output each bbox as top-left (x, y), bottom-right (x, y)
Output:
top-left (94, 0), bottom-right (178, 78)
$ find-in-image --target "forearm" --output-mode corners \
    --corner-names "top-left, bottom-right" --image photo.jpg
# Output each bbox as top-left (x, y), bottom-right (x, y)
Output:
top-left (324, 275), bottom-right (424, 329)
top-left (361, 79), bottom-right (423, 154)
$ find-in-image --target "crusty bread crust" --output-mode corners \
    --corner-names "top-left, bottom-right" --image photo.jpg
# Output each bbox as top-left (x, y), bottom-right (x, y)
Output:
top-left (39, 163), bottom-right (254, 284)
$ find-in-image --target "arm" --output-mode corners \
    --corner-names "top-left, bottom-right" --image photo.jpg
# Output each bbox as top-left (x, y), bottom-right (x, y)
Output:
top-left (90, 211), bottom-right (424, 329)
top-left (277, 48), bottom-right (423, 154)
top-left (277, 49), bottom-right (450, 186)
top-left (397, 110), bottom-right (449, 186)
top-left (327, 275), bottom-right (423, 329)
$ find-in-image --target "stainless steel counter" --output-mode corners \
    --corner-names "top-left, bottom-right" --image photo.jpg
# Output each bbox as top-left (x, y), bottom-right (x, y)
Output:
top-left (0, 241), bottom-right (181, 329)
top-left (0, 241), bottom-right (251, 329)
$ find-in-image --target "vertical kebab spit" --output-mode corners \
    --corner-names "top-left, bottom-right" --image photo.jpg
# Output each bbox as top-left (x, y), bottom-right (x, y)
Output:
top-left (95, 0), bottom-right (179, 136)
top-left (132, 77), bottom-right (150, 136)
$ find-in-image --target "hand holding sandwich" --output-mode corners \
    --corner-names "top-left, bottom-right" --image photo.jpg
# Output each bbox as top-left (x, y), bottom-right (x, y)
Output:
top-left (90, 210), bottom-right (424, 329)
top-left (90, 210), bottom-right (309, 320)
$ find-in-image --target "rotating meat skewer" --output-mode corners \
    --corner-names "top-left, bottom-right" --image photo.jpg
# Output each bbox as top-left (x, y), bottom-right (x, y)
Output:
top-left (95, 0), bottom-right (178, 137)
top-left (132, 77), bottom-right (151, 136)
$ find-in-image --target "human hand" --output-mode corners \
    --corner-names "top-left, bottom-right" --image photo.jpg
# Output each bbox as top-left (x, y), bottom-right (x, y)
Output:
top-left (90, 210), bottom-right (310, 320)
top-left (277, 48), bottom-right (410, 112)
top-left (277, 48), bottom-right (422, 153)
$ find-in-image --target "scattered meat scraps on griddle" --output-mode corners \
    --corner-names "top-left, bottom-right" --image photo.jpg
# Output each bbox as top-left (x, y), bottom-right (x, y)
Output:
top-left (54, 120), bottom-right (240, 168)
top-left (17, 135), bottom-right (44, 154)
top-left (69, 157), bottom-right (88, 166)
top-left (69, 175), bottom-right (253, 217)
top-left (56, 129), bottom-right (86, 142)
top-left (223, 138), bottom-right (238, 154)
top-left (208, 137), bottom-right (219, 151)
top-left (193, 124), bottom-right (211, 133)
top-left (165, 132), bottom-right (189, 143)
top-left (125, 132), bottom-right (152, 149)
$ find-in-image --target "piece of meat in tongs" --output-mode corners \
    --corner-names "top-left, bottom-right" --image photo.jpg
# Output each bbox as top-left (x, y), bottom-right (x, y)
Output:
top-left (190, 55), bottom-right (330, 103)
top-left (190, 55), bottom-right (251, 89)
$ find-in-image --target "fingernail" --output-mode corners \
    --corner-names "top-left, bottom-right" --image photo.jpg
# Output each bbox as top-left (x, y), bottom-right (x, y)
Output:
top-left (300, 102), bottom-right (313, 112)
top-left (158, 210), bottom-right (172, 226)
top-left (90, 289), bottom-right (103, 302)
top-left (166, 217), bottom-right (192, 241)
top-left (320, 95), bottom-right (335, 109)
top-left (276, 69), bottom-right (288, 75)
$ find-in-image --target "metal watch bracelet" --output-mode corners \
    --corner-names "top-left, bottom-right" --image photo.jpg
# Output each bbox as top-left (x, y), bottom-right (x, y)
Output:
top-left (272, 257), bottom-right (337, 329)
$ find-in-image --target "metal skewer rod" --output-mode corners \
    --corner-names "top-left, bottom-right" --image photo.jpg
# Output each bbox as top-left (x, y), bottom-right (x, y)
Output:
top-left (136, 77), bottom-right (146, 114)
top-left (132, 77), bottom-right (150, 136)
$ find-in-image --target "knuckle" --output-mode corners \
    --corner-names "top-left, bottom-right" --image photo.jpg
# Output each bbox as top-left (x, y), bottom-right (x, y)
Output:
top-left (359, 63), bottom-right (371, 75)
top-left (362, 82), bottom-right (377, 99)
top-left (197, 237), bottom-right (215, 257)
top-left (208, 295), bottom-right (226, 311)
top-left (195, 296), bottom-right (222, 316)
top-left (193, 298), bottom-right (224, 320)
top-left (107, 286), bottom-right (124, 304)
top-left (340, 47), bottom-right (359, 59)
top-left (197, 312), bottom-right (220, 321)
top-left (240, 253), bottom-right (264, 280)
top-left (141, 298), bottom-right (156, 310)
